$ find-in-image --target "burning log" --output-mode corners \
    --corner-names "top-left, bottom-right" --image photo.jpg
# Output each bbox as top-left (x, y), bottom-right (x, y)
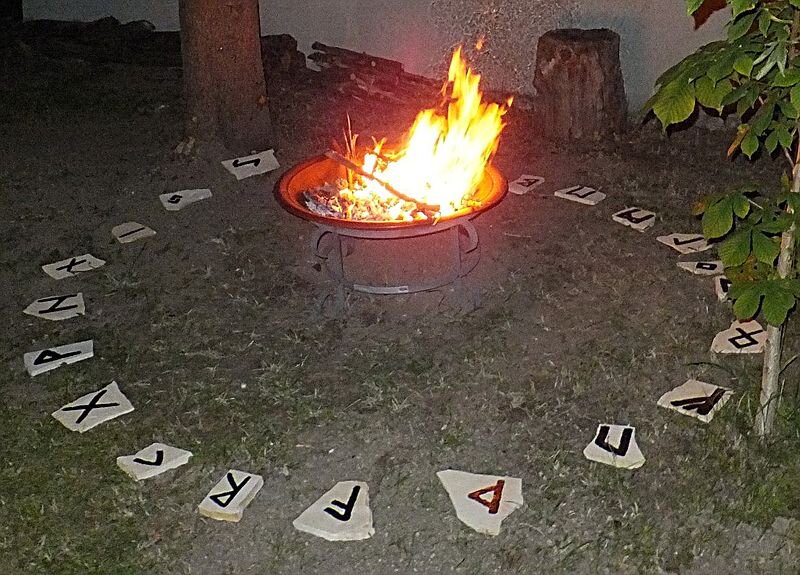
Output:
top-left (534, 28), bottom-right (627, 141)
top-left (324, 151), bottom-right (440, 215)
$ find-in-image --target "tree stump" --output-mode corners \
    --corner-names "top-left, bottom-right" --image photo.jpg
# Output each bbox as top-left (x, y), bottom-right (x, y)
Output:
top-left (534, 29), bottom-right (626, 141)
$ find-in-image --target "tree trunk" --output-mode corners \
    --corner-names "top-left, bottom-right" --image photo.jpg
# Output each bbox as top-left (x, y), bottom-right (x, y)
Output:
top-left (179, 0), bottom-right (273, 154)
top-left (533, 28), bottom-right (627, 142)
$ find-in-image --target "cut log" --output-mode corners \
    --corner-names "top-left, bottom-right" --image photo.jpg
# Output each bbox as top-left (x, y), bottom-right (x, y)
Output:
top-left (534, 28), bottom-right (627, 141)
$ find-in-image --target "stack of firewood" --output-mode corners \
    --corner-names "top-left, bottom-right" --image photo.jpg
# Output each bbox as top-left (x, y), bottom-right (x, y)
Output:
top-left (308, 41), bottom-right (440, 104)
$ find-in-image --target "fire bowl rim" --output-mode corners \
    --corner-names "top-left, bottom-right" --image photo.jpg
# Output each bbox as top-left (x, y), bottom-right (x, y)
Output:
top-left (274, 154), bottom-right (508, 232)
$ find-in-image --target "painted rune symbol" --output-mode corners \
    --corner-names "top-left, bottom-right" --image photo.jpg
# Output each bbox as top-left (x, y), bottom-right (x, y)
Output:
top-left (594, 425), bottom-right (632, 456)
top-left (61, 389), bottom-right (121, 425)
top-left (324, 485), bottom-right (361, 521)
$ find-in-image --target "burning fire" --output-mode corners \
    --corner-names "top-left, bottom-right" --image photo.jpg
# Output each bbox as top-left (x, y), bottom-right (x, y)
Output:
top-left (308, 48), bottom-right (511, 222)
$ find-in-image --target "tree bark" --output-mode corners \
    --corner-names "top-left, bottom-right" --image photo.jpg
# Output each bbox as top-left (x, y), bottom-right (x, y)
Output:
top-left (533, 28), bottom-right (627, 142)
top-left (179, 0), bottom-right (273, 154)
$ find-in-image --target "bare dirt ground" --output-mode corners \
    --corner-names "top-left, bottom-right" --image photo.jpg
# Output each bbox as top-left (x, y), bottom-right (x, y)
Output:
top-left (2, 41), bottom-right (800, 575)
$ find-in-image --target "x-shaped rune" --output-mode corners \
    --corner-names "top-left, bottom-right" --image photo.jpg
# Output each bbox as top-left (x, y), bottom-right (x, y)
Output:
top-left (61, 389), bottom-right (120, 424)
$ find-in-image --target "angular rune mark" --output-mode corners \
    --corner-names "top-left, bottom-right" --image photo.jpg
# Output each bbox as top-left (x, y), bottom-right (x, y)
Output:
top-left (232, 157), bottom-right (261, 168)
top-left (36, 295), bottom-right (79, 314)
top-left (729, 327), bottom-right (765, 349)
top-left (34, 348), bottom-right (81, 365)
top-left (615, 208), bottom-right (654, 225)
top-left (133, 449), bottom-right (164, 467)
top-left (323, 485), bottom-right (361, 521)
top-left (118, 226), bottom-right (147, 239)
top-left (672, 235), bottom-right (704, 246)
top-left (564, 186), bottom-right (595, 198)
top-left (594, 425), bottom-right (632, 456)
top-left (209, 473), bottom-right (251, 508)
top-left (61, 389), bottom-right (121, 424)
top-left (467, 480), bottom-right (506, 515)
top-left (671, 388), bottom-right (727, 416)
top-left (698, 262), bottom-right (720, 271)
top-left (55, 257), bottom-right (86, 273)
top-left (167, 194), bottom-right (183, 204)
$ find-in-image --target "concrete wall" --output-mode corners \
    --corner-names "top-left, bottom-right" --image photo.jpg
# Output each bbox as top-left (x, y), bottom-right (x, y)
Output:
top-left (23, 0), bottom-right (727, 106)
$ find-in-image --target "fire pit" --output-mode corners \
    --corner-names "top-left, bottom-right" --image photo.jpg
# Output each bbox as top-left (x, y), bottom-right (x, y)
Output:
top-left (273, 48), bottom-right (510, 308)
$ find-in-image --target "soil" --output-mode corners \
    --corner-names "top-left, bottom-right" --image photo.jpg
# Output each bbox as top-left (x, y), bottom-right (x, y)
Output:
top-left (2, 39), bottom-right (800, 575)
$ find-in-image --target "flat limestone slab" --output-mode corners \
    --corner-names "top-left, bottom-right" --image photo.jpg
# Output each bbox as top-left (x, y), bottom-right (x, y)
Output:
top-left (583, 424), bottom-right (645, 469)
top-left (42, 254), bottom-right (105, 280)
top-left (159, 188), bottom-right (212, 211)
top-left (711, 320), bottom-right (766, 354)
top-left (117, 442), bottom-right (193, 480)
top-left (293, 480), bottom-right (374, 541)
top-left (52, 381), bottom-right (134, 433)
top-left (677, 260), bottom-right (724, 276)
top-left (553, 185), bottom-right (606, 206)
top-left (437, 470), bottom-right (523, 536)
top-left (24, 339), bottom-right (93, 376)
top-left (221, 149), bottom-right (280, 180)
top-left (24, 293), bottom-right (85, 321)
top-left (612, 207), bottom-right (656, 232)
top-left (198, 470), bottom-right (263, 522)
top-left (509, 175), bottom-right (545, 195)
top-left (657, 233), bottom-right (712, 254)
top-left (658, 379), bottom-right (733, 423)
top-left (715, 275), bottom-right (732, 302)
top-left (112, 222), bottom-right (156, 244)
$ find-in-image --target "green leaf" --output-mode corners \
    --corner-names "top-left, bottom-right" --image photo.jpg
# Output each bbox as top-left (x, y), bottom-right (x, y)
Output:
top-left (762, 284), bottom-right (795, 325)
top-left (733, 284), bottom-right (761, 319)
top-left (778, 99), bottom-right (798, 120)
top-left (719, 229), bottom-right (752, 266)
top-left (728, 11), bottom-right (757, 40)
top-left (703, 197), bottom-right (734, 238)
top-left (752, 230), bottom-right (780, 264)
top-left (765, 129), bottom-right (779, 153)
top-left (771, 68), bottom-right (800, 87)
top-left (791, 84), bottom-right (800, 111)
top-left (652, 78), bottom-right (696, 128)
top-left (734, 54), bottom-right (755, 77)
top-left (777, 125), bottom-right (795, 149)
top-left (733, 193), bottom-right (751, 218)
top-left (709, 50), bottom-right (739, 82)
top-left (741, 130), bottom-right (760, 157)
top-left (687, 0), bottom-right (704, 15)
top-left (695, 77), bottom-right (732, 111)
top-left (730, 0), bottom-right (756, 18)
top-left (749, 101), bottom-right (774, 136)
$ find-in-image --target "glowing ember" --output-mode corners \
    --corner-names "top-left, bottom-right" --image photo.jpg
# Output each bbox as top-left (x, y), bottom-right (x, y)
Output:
top-left (304, 48), bottom-right (511, 222)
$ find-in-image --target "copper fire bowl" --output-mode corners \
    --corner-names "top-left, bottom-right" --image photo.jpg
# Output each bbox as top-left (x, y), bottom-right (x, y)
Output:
top-left (274, 154), bottom-right (508, 232)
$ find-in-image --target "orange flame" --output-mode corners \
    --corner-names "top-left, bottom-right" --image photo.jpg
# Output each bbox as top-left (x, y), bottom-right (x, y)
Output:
top-left (338, 47), bottom-right (510, 221)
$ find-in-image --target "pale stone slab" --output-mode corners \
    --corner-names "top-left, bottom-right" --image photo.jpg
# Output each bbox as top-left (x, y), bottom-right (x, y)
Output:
top-left (436, 470), bottom-right (523, 536)
top-left (612, 207), bottom-right (656, 232)
top-left (658, 379), bottom-right (733, 423)
top-left (160, 188), bottom-right (212, 211)
top-left (715, 275), bottom-right (732, 302)
top-left (51, 381), bottom-right (134, 433)
top-left (221, 149), bottom-right (280, 180)
top-left (24, 339), bottom-right (93, 376)
top-left (677, 260), bottom-right (724, 276)
top-left (657, 233), bottom-right (712, 254)
top-left (711, 320), bottom-right (766, 354)
top-left (112, 222), bottom-right (156, 244)
top-left (198, 470), bottom-right (264, 522)
top-left (24, 293), bottom-right (85, 321)
top-left (509, 175), bottom-right (545, 195)
top-left (116, 442), bottom-right (193, 481)
top-left (553, 185), bottom-right (606, 206)
top-left (293, 480), bottom-right (374, 541)
top-left (42, 254), bottom-right (105, 280)
top-left (583, 424), bottom-right (645, 469)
